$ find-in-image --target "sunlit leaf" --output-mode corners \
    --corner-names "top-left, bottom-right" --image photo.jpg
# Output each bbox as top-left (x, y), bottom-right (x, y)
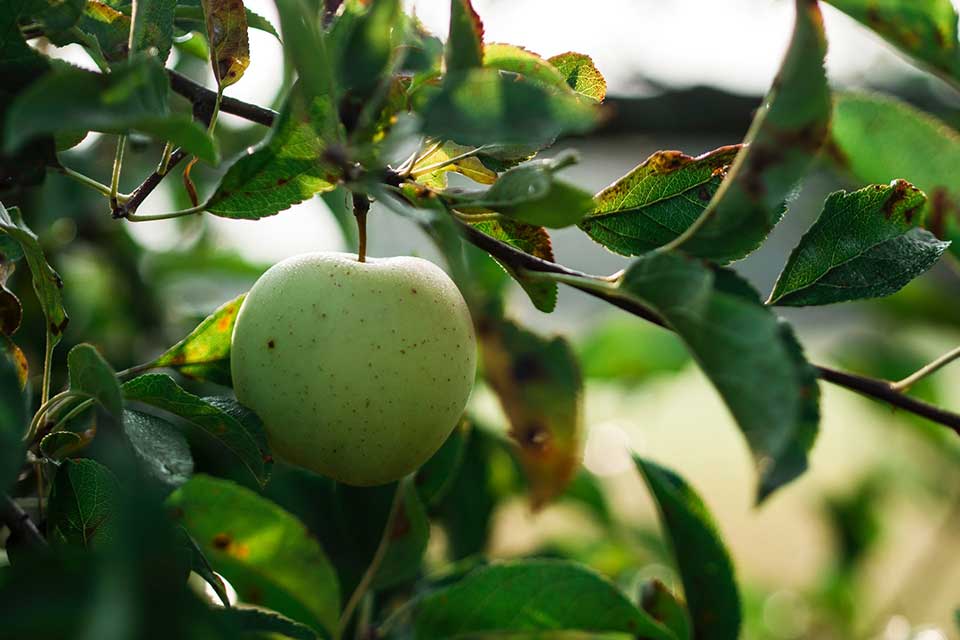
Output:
top-left (484, 43), bottom-right (568, 90)
top-left (581, 145), bottom-right (740, 255)
top-left (675, 0), bottom-right (830, 262)
top-left (548, 52), bottom-right (607, 102)
top-left (635, 456), bottom-right (740, 639)
top-left (414, 560), bottom-right (677, 639)
top-left (201, 0), bottom-right (250, 88)
top-left (770, 181), bottom-right (948, 305)
top-left (168, 474), bottom-right (341, 637)
top-left (152, 293), bottom-right (244, 385)
top-left (413, 140), bottom-right (497, 188)
top-left (479, 317), bottom-right (583, 508)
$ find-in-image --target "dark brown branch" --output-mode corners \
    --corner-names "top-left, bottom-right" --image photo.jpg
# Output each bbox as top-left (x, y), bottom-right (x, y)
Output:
top-left (1, 494), bottom-right (47, 549)
top-left (451, 216), bottom-right (960, 437)
top-left (167, 70), bottom-right (277, 127)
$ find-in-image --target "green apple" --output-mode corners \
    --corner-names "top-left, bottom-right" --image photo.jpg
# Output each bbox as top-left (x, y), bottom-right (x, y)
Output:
top-left (230, 252), bottom-right (477, 486)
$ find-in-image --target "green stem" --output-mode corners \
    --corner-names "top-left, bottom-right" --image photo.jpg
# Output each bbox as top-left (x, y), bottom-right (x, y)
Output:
top-left (125, 203), bottom-right (207, 222)
top-left (891, 345), bottom-right (960, 392)
top-left (400, 139), bottom-right (443, 176)
top-left (25, 390), bottom-right (88, 443)
top-left (110, 135), bottom-right (127, 210)
top-left (58, 166), bottom-right (129, 202)
top-left (115, 361), bottom-right (158, 380)
top-left (409, 144), bottom-right (490, 177)
top-left (336, 477), bottom-right (409, 639)
top-left (49, 398), bottom-right (95, 432)
top-left (40, 331), bottom-right (53, 407)
top-left (157, 143), bottom-right (174, 176)
top-left (451, 210), bottom-right (504, 223)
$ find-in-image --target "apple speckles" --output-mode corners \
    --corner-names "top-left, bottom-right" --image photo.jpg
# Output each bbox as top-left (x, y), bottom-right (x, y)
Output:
top-left (267, 339), bottom-right (276, 349)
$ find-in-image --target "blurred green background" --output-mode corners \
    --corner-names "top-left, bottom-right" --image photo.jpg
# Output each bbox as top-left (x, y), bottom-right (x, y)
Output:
top-left (3, 1), bottom-right (960, 638)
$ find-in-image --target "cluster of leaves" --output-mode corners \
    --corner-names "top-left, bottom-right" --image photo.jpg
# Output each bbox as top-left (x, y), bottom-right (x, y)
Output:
top-left (1, 0), bottom-right (960, 637)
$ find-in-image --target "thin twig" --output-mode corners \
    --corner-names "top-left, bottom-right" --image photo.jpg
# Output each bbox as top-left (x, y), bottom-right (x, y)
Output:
top-left (109, 135), bottom-right (127, 211)
top-left (0, 494), bottom-right (46, 549)
top-left (167, 70), bottom-right (277, 127)
top-left (891, 345), bottom-right (960, 392)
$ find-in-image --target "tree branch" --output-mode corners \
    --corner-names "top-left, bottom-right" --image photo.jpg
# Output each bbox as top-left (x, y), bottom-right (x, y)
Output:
top-left (1, 494), bottom-right (47, 549)
top-left (167, 70), bottom-right (277, 127)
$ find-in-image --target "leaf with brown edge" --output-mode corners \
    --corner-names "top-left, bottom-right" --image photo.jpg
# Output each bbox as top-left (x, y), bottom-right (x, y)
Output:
top-left (581, 145), bottom-right (740, 256)
top-left (674, 0), bottom-right (831, 262)
top-left (152, 293), bottom-right (245, 386)
top-left (2, 335), bottom-right (28, 388)
top-left (445, 0), bottom-right (484, 73)
top-left (0, 262), bottom-right (21, 336)
top-left (478, 317), bottom-right (583, 508)
top-left (201, 0), bottom-right (250, 88)
top-left (548, 51), bottom-right (607, 102)
top-left (484, 43), bottom-right (569, 90)
top-left (472, 219), bottom-right (558, 312)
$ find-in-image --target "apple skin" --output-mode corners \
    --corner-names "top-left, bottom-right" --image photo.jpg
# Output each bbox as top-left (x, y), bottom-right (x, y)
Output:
top-left (231, 252), bottom-right (477, 486)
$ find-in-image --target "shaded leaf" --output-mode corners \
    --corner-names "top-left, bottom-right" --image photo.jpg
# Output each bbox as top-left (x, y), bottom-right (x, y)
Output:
top-left (0, 203), bottom-right (68, 342)
top-left (177, 526), bottom-right (232, 607)
top-left (48, 458), bottom-right (121, 548)
top-left (123, 409), bottom-right (194, 492)
top-left (580, 145), bottom-right (740, 255)
top-left (485, 43), bottom-right (568, 90)
top-left (472, 219), bottom-right (557, 312)
top-left (422, 67), bottom-right (598, 148)
top-left (479, 317), bottom-right (583, 508)
top-left (68, 343), bottom-right (122, 417)
top-left (23, 0), bottom-right (86, 32)
top-left (675, 0), bottom-right (830, 262)
top-left (0, 261), bottom-right (22, 336)
top-left (770, 181), bottom-right (948, 305)
top-left (130, 0), bottom-right (177, 62)
top-left (168, 475), bottom-right (340, 637)
top-left (217, 607), bottom-right (320, 640)
top-left (152, 293), bottom-right (245, 385)
top-left (123, 374), bottom-right (272, 486)
top-left (577, 316), bottom-right (688, 383)
top-left (548, 52), bottom-right (607, 102)
top-left (612, 253), bottom-right (820, 501)
top-left (39, 430), bottom-right (86, 459)
top-left (4, 57), bottom-right (218, 163)
top-left (825, 0), bottom-right (960, 86)
top-left (0, 348), bottom-right (27, 493)
top-left (70, 1), bottom-right (132, 63)
top-left (416, 418), bottom-right (469, 506)
top-left (202, 0), bottom-right (249, 87)
top-left (635, 456), bottom-right (740, 640)
top-left (459, 154), bottom-right (594, 228)
top-left (830, 92), bottom-right (960, 259)
top-left (372, 481), bottom-right (430, 590)
top-left (273, 0), bottom-right (337, 117)
top-left (414, 559), bottom-right (676, 640)
top-left (445, 0), bottom-right (483, 73)
top-left (207, 84), bottom-right (340, 219)
top-left (640, 580), bottom-right (692, 640)
top-left (338, 0), bottom-right (399, 96)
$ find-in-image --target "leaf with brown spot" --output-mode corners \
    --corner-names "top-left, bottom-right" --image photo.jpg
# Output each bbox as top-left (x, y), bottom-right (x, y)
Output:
top-left (479, 317), bottom-right (583, 508)
top-left (152, 293), bottom-right (245, 385)
top-left (472, 219), bottom-right (558, 312)
top-left (0, 341), bottom-right (27, 494)
top-left (0, 202), bottom-right (68, 346)
top-left (445, 0), bottom-right (484, 73)
top-left (168, 475), bottom-right (340, 637)
top-left (548, 51), bottom-right (607, 102)
top-left (201, 0), bottom-right (250, 88)
top-left (825, 0), bottom-right (960, 87)
top-left (675, 0), bottom-right (830, 262)
top-left (581, 145), bottom-right (740, 256)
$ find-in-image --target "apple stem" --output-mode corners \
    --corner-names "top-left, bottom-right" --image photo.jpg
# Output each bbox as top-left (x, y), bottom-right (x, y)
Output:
top-left (352, 192), bottom-right (370, 263)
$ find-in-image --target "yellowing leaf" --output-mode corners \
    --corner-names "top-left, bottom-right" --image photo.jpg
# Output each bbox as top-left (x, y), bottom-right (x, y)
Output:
top-left (548, 51), bottom-right (607, 102)
top-left (201, 0), bottom-right (250, 88)
top-left (413, 141), bottom-right (497, 188)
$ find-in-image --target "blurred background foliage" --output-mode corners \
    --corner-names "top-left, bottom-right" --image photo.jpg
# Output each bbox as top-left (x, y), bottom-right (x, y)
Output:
top-left (2, 1), bottom-right (960, 638)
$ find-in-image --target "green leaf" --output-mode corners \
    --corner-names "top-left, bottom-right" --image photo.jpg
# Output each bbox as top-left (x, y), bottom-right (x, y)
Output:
top-left (39, 430), bottom-right (84, 459)
top-left (548, 52), bottom-right (607, 102)
top-left (471, 219), bottom-right (558, 312)
top-left (416, 419), bottom-right (469, 506)
top-left (337, 0), bottom-right (399, 96)
top-left (67, 343), bottom-right (122, 417)
top-left (201, 0), bottom-right (249, 87)
top-left (0, 348), bottom-right (26, 493)
top-left (445, 0), bottom-right (484, 73)
top-left (123, 409), bottom-right (194, 492)
top-left (422, 68), bottom-right (598, 148)
top-left (207, 84), bottom-right (340, 219)
top-left (479, 317), bottom-right (583, 508)
top-left (70, 1), bottom-right (132, 63)
top-left (613, 253), bottom-right (820, 501)
top-left (635, 456), bottom-right (741, 640)
top-left (580, 145), bottom-right (740, 255)
top-left (217, 607), bottom-right (320, 640)
top-left (47, 458), bottom-right (121, 548)
top-left (413, 140), bottom-right (498, 188)
top-left (372, 481), bottom-right (430, 590)
top-left (0, 203), bottom-right (68, 342)
top-left (414, 559), bottom-right (677, 640)
top-left (152, 293), bottom-right (244, 385)
top-left (4, 57), bottom-right (218, 163)
top-left (674, 0), bottom-right (830, 262)
top-left (484, 43), bottom-right (568, 90)
top-left (175, 5), bottom-right (279, 41)
top-left (273, 0), bottom-right (337, 115)
top-left (23, 0), bottom-right (86, 32)
top-left (168, 475), bottom-right (341, 637)
top-left (460, 154), bottom-right (594, 228)
top-left (824, 0), bottom-right (960, 86)
top-left (577, 316), bottom-right (689, 383)
top-left (770, 181), bottom-right (948, 306)
top-left (123, 374), bottom-right (272, 486)
top-left (830, 92), bottom-right (960, 259)
top-left (639, 580), bottom-right (692, 640)
top-left (130, 0), bottom-right (177, 62)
